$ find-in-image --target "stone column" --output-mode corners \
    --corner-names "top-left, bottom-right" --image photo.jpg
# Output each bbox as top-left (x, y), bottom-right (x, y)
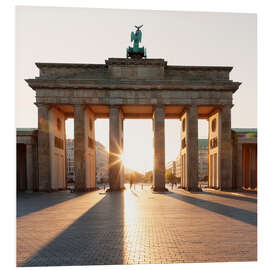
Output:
top-left (74, 104), bottom-right (86, 192)
top-left (220, 105), bottom-right (233, 190)
top-left (26, 144), bottom-right (34, 192)
top-left (64, 118), bottom-right (67, 190)
top-left (120, 118), bottom-right (124, 188)
top-left (186, 105), bottom-right (200, 191)
top-left (109, 106), bottom-right (123, 191)
top-left (37, 104), bottom-right (51, 191)
top-left (153, 105), bottom-right (166, 191)
top-left (85, 108), bottom-right (96, 190)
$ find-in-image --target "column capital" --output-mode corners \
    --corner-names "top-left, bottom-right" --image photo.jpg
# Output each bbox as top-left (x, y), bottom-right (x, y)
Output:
top-left (152, 105), bottom-right (165, 120)
top-left (110, 105), bottom-right (124, 117)
top-left (153, 104), bottom-right (165, 109)
top-left (186, 104), bottom-right (198, 110)
top-left (181, 104), bottom-right (197, 115)
top-left (72, 103), bottom-right (86, 110)
top-left (221, 104), bottom-right (233, 110)
top-left (85, 106), bottom-right (96, 118)
top-left (109, 105), bottom-right (121, 110)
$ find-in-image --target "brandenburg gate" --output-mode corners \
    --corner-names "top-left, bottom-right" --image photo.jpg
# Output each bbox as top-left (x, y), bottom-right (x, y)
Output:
top-left (26, 26), bottom-right (241, 192)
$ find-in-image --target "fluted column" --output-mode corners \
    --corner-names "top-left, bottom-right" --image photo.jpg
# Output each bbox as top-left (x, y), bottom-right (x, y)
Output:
top-left (220, 105), bottom-right (233, 190)
top-left (153, 105), bottom-right (166, 191)
top-left (186, 105), bottom-right (200, 191)
top-left (37, 104), bottom-right (51, 191)
top-left (109, 106), bottom-right (124, 191)
top-left (64, 117), bottom-right (67, 190)
top-left (120, 118), bottom-right (124, 188)
top-left (74, 104), bottom-right (86, 192)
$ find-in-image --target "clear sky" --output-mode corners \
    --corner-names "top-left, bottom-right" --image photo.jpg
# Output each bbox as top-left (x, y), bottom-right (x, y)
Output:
top-left (16, 6), bottom-right (257, 172)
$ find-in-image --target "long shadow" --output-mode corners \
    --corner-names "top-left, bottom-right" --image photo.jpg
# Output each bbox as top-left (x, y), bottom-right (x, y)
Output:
top-left (17, 191), bottom-right (86, 218)
top-left (163, 192), bottom-right (257, 227)
top-left (131, 190), bottom-right (139, 197)
top-left (202, 191), bottom-right (257, 204)
top-left (21, 192), bottom-right (125, 267)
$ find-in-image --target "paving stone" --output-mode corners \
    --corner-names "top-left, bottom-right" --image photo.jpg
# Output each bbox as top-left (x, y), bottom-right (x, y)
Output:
top-left (17, 186), bottom-right (257, 266)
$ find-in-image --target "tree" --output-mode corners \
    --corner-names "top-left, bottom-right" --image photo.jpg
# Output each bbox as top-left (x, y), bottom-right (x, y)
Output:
top-left (166, 171), bottom-right (175, 183)
top-left (146, 171), bottom-right (153, 183)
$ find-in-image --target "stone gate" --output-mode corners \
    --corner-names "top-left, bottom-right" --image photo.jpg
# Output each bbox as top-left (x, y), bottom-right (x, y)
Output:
top-left (26, 57), bottom-right (241, 192)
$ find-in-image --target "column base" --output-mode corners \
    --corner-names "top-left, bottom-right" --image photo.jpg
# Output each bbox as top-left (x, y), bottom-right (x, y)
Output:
top-left (106, 186), bottom-right (126, 192)
top-left (152, 187), bottom-right (169, 192)
top-left (208, 186), bottom-right (220, 190)
top-left (24, 190), bottom-right (33, 194)
top-left (75, 187), bottom-right (99, 193)
top-left (185, 187), bottom-right (202, 192)
top-left (219, 187), bottom-right (234, 192)
top-left (86, 187), bottom-right (100, 192)
top-left (74, 187), bottom-right (87, 193)
top-left (38, 188), bottom-right (52, 192)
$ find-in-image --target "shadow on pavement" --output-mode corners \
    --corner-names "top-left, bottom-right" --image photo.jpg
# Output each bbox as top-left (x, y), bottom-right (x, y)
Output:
top-left (130, 190), bottom-right (139, 197)
top-left (22, 192), bottom-right (125, 267)
top-left (163, 192), bottom-right (257, 227)
top-left (201, 190), bottom-right (257, 204)
top-left (17, 191), bottom-right (85, 218)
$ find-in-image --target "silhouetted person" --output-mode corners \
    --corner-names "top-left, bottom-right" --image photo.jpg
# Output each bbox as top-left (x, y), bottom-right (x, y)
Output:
top-left (130, 176), bottom-right (133, 189)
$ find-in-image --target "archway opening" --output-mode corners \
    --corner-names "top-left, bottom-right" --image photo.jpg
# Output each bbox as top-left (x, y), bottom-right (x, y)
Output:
top-left (65, 118), bottom-right (74, 188)
top-left (165, 119), bottom-right (181, 189)
top-left (95, 119), bottom-right (109, 188)
top-left (198, 119), bottom-right (209, 188)
top-left (123, 119), bottom-right (153, 188)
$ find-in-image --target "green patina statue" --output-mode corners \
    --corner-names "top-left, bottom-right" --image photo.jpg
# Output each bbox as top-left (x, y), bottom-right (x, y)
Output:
top-left (126, 25), bottom-right (147, 59)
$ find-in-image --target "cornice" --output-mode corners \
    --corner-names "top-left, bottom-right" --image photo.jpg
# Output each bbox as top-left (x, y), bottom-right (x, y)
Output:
top-left (25, 79), bottom-right (241, 92)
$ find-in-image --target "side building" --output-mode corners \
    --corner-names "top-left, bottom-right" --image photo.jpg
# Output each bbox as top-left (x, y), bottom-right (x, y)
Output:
top-left (16, 128), bottom-right (257, 191)
top-left (175, 153), bottom-right (181, 179)
top-left (95, 141), bottom-right (109, 184)
top-left (66, 139), bottom-right (75, 182)
top-left (65, 139), bottom-right (109, 184)
top-left (166, 161), bottom-right (176, 176)
top-left (231, 128), bottom-right (257, 190)
top-left (175, 139), bottom-right (209, 182)
top-left (198, 139), bottom-right (208, 181)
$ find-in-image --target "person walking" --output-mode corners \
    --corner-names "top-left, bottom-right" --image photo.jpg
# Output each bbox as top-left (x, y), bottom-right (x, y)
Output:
top-left (130, 174), bottom-right (133, 190)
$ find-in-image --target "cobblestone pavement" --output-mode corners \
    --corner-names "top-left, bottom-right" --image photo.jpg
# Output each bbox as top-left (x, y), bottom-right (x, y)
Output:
top-left (17, 185), bottom-right (257, 266)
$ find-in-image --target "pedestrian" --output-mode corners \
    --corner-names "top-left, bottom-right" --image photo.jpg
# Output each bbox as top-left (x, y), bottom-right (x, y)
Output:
top-left (130, 173), bottom-right (133, 189)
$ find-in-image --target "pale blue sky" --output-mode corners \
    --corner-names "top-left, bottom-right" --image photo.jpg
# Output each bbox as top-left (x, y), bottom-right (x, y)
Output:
top-left (16, 6), bottom-right (256, 172)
